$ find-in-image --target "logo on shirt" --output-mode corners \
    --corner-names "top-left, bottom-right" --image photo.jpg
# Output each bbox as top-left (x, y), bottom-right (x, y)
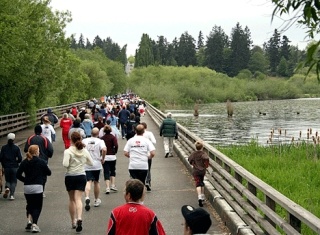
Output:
top-left (129, 207), bottom-right (137, 213)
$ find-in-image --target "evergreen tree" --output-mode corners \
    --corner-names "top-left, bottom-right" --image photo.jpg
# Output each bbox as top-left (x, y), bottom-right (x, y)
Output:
top-left (78, 34), bottom-right (85, 49)
top-left (156, 36), bottom-right (168, 65)
top-left (135, 33), bottom-right (154, 67)
top-left (176, 31), bottom-right (197, 66)
top-left (205, 25), bottom-right (228, 73)
top-left (228, 23), bottom-right (252, 77)
top-left (197, 31), bottom-right (204, 49)
top-left (264, 29), bottom-right (281, 75)
top-left (280, 35), bottom-right (291, 60)
top-left (92, 35), bottom-right (103, 49)
top-left (85, 38), bottom-right (92, 50)
top-left (70, 34), bottom-right (77, 49)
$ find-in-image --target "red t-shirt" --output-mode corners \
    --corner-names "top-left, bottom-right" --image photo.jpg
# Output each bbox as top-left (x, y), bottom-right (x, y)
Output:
top-left (107, 203), bottom-right (166, 235)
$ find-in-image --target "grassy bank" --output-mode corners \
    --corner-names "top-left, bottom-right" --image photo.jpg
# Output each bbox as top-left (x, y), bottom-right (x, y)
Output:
top-left (217, 142), bottom-right (320, 234)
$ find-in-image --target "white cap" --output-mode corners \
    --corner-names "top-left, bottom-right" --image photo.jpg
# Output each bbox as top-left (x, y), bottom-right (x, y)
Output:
top-left (167, 112), bottom-right (172, 118)
top-left (7, 133), bottom-right (15, 140)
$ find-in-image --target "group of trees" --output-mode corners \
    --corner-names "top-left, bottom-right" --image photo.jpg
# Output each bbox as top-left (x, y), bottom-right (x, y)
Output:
top-left (1, 0), bottom-right (319, 115)
top-left (133, 24), bottom-right (305, 78)
top-left (0, 0), bottom-right (127, 116)
top-left (69, 34), bottom-right (128, 68)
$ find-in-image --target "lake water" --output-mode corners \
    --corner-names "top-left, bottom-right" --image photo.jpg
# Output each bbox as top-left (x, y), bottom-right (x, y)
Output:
top-left (166, 98), bottom-right (320, 146)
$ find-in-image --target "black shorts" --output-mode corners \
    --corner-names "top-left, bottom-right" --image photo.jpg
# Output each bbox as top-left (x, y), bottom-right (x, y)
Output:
top-left (65, 175), bottom-right (87, 191)
top-left (85, 170), bottom-right (101, 182)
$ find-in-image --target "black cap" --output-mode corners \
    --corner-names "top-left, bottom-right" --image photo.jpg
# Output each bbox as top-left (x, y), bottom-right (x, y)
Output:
top-left (181, 205), bottom-right (212, 234)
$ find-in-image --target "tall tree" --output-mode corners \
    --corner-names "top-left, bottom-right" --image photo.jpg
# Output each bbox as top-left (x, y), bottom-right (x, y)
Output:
top-left (205, 25), bottom-right (228, 73)
top-left (228, 23), bottom-right (252, 77)
top-left (78, 33), bottom-right (85, 49)
top-left (70, 34), bottom-right (77, 49)
top-left (176, 31), bottom-right (197, 66)
top-left (135, 34), bottom-right (154, 67)
top-left (264, 29), bottom-right (281, 75)
top-left (92, 35), bottom-right (103, 49)
top-left (197, 31), bottom-right (204, 49)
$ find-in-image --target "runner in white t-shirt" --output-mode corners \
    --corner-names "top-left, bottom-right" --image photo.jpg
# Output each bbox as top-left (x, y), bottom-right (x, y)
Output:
top-left (124, 124), bottom-right (155, 186)
top-left (82, 128), bottom-right (106, 210)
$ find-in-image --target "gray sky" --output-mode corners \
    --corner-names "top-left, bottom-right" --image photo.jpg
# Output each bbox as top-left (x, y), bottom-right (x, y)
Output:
top-left (50, 0), bottom-right (311, 56)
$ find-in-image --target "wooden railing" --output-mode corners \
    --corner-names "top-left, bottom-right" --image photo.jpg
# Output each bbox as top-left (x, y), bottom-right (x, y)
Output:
top-left (146, 102), bottom-right (320, 235)
top-left (0, 101), bottom-right (88, 139)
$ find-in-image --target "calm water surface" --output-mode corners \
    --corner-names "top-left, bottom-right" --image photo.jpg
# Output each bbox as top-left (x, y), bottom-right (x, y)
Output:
top-left (166, 98), bottom-right (320, 146)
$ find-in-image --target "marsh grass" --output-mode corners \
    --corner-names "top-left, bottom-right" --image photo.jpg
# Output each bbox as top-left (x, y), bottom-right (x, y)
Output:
top-left (217, 141), bottom-right (320, 234)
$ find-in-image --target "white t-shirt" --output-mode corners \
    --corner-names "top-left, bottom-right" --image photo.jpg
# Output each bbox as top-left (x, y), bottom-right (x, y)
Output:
top-left (41, 124), bottom-right (56, 143)
top-left (124, 135), bottom-right (155, 170)
top-left (143, 130), bottom-right (156, 144)
top-left (82, 137), bottom-right (106, 170)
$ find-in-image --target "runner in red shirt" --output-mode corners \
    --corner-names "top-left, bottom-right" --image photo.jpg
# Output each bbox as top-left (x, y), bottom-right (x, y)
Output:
top-left (106, 179), bottom-right (166, 235)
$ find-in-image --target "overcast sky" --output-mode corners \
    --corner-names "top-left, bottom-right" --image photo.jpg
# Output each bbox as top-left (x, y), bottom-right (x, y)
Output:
top-left (50, 0), bottom-right (310, 56)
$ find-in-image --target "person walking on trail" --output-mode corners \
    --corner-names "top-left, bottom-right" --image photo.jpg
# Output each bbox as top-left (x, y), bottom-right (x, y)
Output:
top-left (17, 145), bottom-right (52, 233)
top-left (82, 128), bottom-right (106, 211)
top-left (159, 112), bottom-right (178, 158)
top-left (41, 116), bottom-right (56, 143)
top-left (60, 113), bottom-right (73, 149)
top-left (0, 133), bottom-right (22, 200)
top-left (100, 125), bottom-right (118, 194)
top-left (106, 179), bottom-right (166, 235)
top-left (63, 132), bottom-right (93, 232)
top-left (141, 122), bottom-right (156, 192)
top-left (125, 113), bottom-right (137, 141)
top-left (40, 108), bottom-right (58, 127)
top-left (124, 124), bottom-right (155, 186)
top-left (181, 205), bottom-right (212, 235)
top-left (24, 124), bottom-right (53, 197)
top-left (118, 105), bottom-right (130, 139)
top-left (188, 141), bottom-right (209, 207)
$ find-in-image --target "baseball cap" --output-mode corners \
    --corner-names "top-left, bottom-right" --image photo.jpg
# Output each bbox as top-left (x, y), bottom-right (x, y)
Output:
top-left (7, 133), bottom-right (15, 140)
top-left (167, 112), bottom-right (172, 118)
top-left (181, 205), bottom-right (212, 234)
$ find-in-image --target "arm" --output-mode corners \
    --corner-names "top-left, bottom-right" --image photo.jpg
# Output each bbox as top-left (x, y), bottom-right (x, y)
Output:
top-left (46, 140), bottom-right (54, 158)
top-left (85, 150), bottom-right (93, 166)
top-left (101, 147), bottom-right (107, 163)
top-left (149, 150), bottom-right (155, 159)
top-left (16, 146), bottom-right (23, 163)
top-left (107, 213), bottom-right (116, 235)
top-left (16, 162), bottom-right (25, 182)
top-left (62, 150), bottom-right (70, 168)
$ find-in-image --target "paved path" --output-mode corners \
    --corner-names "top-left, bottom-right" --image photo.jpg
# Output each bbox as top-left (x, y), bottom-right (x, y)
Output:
top-left (0, 113), bottom-right (228, 234)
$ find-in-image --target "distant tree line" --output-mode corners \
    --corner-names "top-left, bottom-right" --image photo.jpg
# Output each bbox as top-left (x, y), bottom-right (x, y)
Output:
top-left (133, 23), bottom-right (305, 78)
top-left (69, 34), bottom-right (128, 69)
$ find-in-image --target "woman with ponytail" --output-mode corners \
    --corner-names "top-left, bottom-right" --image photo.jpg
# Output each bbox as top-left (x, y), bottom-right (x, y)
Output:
top-left (63, 131), bottom-right (93, 232)
top-left (16, 145), bottom-right (52, 233)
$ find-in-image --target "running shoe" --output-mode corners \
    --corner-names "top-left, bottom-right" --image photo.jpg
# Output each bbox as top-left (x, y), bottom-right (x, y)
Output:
top-left (31, 224), bottom-right (41, 233)
top-left (105, 188), bottom-right (110, 194)
top-left (3, 188), bottom-right (9, 198)
top-left (94, 198), bottom-right (101, 207)
top-left (25, 221), bottom-right (32, 232)
top-left (76, 220), bottom-right (82, 233)
top-left (85, 198), bottom-right (90, 211)
top-left (9, 195), bottom-right (14, 200)
top-left (110, 185), bottom-right (118, 192)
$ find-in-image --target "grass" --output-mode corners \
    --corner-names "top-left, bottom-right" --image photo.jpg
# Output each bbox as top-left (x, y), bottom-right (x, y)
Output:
top-left (217, 141), bottom-right (320, 234)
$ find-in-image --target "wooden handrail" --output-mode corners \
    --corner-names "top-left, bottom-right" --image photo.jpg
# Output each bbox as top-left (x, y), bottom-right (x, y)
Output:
top-left (0, 101), bottom-right (88, 138)
top-left (146, 101), bottom-right (320, 235)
